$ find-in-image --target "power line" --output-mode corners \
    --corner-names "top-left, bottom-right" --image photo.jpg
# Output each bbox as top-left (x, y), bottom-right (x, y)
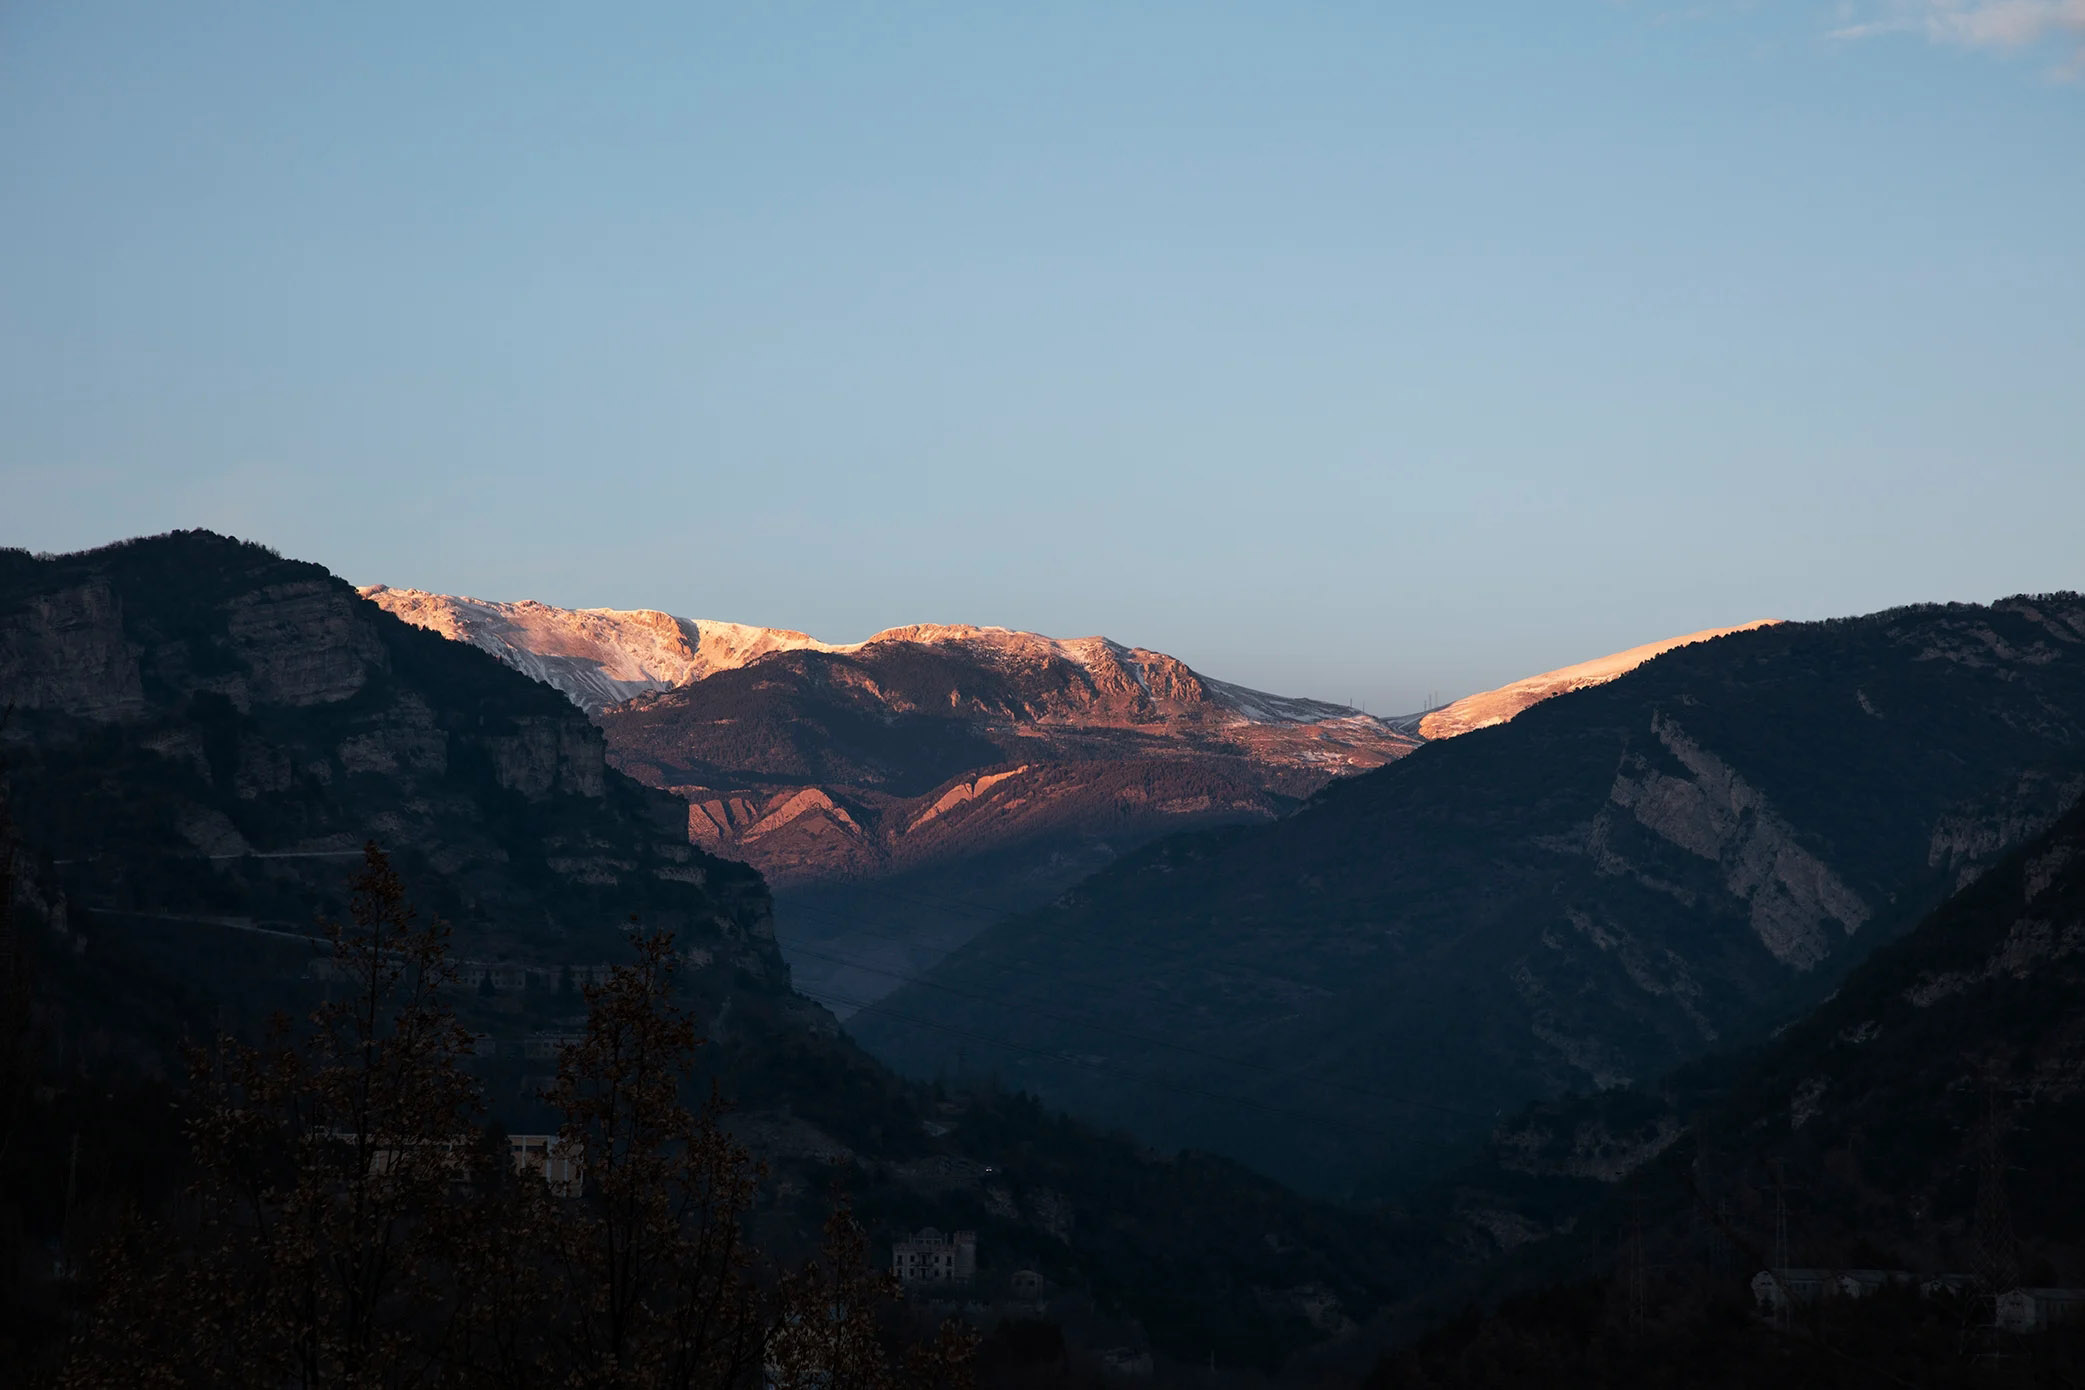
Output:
top-left (776, 887), bottom-right (1489, 1126)
top-left (793, 982), bottom-right (1444, 1144)
top-left (778, 890), bottom-right (1445, 1109)
top-left (776, 878), bottom-right (1364, 1015)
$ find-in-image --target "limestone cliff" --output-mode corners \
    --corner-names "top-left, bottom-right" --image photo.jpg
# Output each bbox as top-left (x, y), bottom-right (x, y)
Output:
top-left (0, 534), bottom-right (785, 999)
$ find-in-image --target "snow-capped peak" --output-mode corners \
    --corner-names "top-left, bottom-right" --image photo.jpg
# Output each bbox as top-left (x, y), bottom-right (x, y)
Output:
top-left (361, 587), bottom-right (1380, 729)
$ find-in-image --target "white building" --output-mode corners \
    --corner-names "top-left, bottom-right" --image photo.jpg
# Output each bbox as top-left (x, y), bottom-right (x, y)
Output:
top-left (1751, 1268), bottom-right (1833, 1315)
top-left (891, 1227), bottom-right (976, 1284)
top-left (1996, 1288), bottom-right (2085, 1334)
top-left (1098, 1347), bottom-right (1154, 1378)
top-left (1752, 1267), bottom-right (1916, 1315)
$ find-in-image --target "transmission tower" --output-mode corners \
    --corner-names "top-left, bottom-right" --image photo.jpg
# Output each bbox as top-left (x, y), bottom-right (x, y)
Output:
top-left (1624, 1198), bottom-right (1648, 1334)
top-left (1694, 1140), bottom-right (1733, 1271)
top-left (1971, 1084), bottom-right (2020, 1299)
top-left (1770, 1161), bottom-right (1795, 1332)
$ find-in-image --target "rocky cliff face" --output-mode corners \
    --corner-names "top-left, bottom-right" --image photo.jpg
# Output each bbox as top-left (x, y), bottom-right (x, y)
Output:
top-left (853, 596), bottom-right (2085, 1197)
top-left (0, 535), bottom-right (786, 999)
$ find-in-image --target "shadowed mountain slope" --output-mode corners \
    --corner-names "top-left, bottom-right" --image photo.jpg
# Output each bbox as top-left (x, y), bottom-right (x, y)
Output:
top-left (852, 597), bottom-right (2085, 1197)
top-left (1362, 786), bottom-right (2085, 1388)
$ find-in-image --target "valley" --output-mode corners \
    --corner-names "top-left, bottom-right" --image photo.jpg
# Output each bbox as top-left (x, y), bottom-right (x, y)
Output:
top-left (8, 536), bottom-right (2083, 1383)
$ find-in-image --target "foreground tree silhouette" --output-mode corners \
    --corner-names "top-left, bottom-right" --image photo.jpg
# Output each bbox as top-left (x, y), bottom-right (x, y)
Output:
top-left (766, 1193), bottom-right (901, 1390)
top-left (65, 843), bottom-right (483, 1388)
top-left (764, 1187), bottom-right (974, 1390)
top-left (531, 926), bottom-right (765, 1389)
top-left (58, 855), bottom-right (963, 1390)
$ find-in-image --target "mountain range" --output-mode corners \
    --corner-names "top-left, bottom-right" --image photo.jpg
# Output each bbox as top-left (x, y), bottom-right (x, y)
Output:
top-left (363, 587), bottom-right (1418, 1009)
top-left (850, 596), bottom-right (2085, 1196)
top-left (358, 589), bottom-right (1778, 1021)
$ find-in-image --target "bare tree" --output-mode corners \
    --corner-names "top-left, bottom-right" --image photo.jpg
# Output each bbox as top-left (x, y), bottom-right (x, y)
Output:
top-left (537, 927), bottom-right (765, 1389)
top-left (65, 844), bottom-right (483, 1389)
top-left (766, 1192), bottom-right (900, 1390)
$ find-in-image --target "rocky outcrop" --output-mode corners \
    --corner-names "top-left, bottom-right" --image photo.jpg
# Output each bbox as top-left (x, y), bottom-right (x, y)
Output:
top-left (226, 581), bottom-right (387, 706)
top-left (481, 715), bottom-right (608, 801)
top-left (1604, 714), bottom-right (1868, 970)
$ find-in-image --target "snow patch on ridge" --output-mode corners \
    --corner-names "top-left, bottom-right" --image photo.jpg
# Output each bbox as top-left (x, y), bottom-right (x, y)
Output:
top-left (1417, 622), bottom-right (1781, 741)
top-left (361, 587), bottom-right (846, 713)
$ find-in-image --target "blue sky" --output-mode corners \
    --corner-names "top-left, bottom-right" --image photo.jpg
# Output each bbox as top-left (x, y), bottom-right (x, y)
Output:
top-left (3, 2), bottom-right (2080, 712)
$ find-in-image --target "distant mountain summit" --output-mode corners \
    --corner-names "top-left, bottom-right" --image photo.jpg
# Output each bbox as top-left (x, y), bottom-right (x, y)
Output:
top-left (361, 588), bottom-right (1421, 886)
top-left (361, 587), bottom-right (1379, 732)
top-left (365, 586), bottom-right (1420, 1007)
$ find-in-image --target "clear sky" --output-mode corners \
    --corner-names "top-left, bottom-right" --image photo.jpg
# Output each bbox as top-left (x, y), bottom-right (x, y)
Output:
top-left (3, 2), bottom-right (2080, 713)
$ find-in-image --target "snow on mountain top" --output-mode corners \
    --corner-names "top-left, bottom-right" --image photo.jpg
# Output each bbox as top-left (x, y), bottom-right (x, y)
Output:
top-left (361, 587), bottom-right (848, 713)
top-left (1416, 620), bottom-right (1781, 741)
top-left (362, 587), bottom-right (1377, 728)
